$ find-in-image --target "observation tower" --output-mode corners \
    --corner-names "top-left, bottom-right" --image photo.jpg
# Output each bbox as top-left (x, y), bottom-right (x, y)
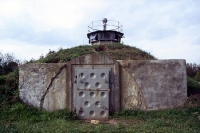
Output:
top-left (87, 18), bottom-right (124, 45)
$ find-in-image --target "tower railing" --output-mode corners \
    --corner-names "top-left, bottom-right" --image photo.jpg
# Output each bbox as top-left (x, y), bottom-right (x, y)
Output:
top-left (88, 20), bottom-right (123, 33)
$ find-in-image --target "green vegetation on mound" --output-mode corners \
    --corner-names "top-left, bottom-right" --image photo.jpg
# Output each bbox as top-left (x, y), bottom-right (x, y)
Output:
top-left (36, 43), bottom-right (156, 63)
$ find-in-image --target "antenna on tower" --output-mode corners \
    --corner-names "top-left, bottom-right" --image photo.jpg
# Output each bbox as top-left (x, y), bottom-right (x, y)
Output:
top-left (102, 18), bottom-right (107, 30)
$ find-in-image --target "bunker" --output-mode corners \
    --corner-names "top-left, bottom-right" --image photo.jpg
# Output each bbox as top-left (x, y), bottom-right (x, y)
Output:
top-left (19, 19), bottom-right (187, 120)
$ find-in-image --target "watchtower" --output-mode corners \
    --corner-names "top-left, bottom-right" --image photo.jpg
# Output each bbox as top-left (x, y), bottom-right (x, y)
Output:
top-left (87, 18), bottom-right (124, 45)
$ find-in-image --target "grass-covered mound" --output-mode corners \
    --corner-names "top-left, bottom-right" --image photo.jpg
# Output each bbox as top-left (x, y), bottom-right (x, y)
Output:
top-left (36, 43), bottom-right (156, 63)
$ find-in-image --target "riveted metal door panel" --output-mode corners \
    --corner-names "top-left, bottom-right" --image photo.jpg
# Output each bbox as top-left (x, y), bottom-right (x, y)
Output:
top-left (75, 68), bottom-right (109, 120)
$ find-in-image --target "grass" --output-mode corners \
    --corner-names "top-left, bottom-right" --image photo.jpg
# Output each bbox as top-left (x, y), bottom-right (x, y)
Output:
top-left (0, 102), bottom-right (199, 133)
top-left (35, 43), bottom-right (156, 63)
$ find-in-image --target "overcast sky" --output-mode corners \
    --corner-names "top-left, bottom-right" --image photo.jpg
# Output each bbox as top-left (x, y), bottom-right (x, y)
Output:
top-left (0, 0), bottom-right (200, 64)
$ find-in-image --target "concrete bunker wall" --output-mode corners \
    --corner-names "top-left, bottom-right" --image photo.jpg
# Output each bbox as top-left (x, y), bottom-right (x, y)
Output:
top-left (19, 54), bottom-right (187, 112)
top-left (19, 63), bottom-right (67, 111)
top-left (118, 60), bottom-right (187, 110)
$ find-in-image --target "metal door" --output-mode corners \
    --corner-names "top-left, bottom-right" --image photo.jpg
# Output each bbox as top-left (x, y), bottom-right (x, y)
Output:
top-left (75, 68), bottom-right (110, 120)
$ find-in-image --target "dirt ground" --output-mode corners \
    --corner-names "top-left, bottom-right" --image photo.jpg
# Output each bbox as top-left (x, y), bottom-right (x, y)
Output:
top-left (84, 118), bottom-right (141, 126)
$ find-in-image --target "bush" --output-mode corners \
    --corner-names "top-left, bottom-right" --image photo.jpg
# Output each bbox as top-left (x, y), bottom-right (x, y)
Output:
top-left (187, 76), bottom-right (200, 95)
top-left (195, 71), bottom-right (200, 82)
top-left (0, 53), bottom-right (18, 76)
top-left (0, 75), bottom-right (6, 85)
top-left (0, 69), bottom-right (19, 107)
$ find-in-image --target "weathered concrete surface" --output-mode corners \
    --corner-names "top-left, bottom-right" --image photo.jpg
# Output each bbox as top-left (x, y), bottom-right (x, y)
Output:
top-left (120, 67), bottom-right (146, 110)
top-left (19, 54), bottom-right (187, 112)
top-left (19, 63), bottom-right (67, 111)
top-left (42, 66), bottom-right (67, 111)
top-left (118, 60), bottom-right (187, 110)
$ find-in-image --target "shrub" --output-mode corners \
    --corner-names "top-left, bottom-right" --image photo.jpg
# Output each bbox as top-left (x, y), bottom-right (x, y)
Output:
top-left (195, 71), bottom-right (200, 82)
top-left (0, 52), bottom-right (18, 76)
top-left (187, 76), bottom-right (200, 95)
top-left (0, 69), bottom-right (19, 107)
